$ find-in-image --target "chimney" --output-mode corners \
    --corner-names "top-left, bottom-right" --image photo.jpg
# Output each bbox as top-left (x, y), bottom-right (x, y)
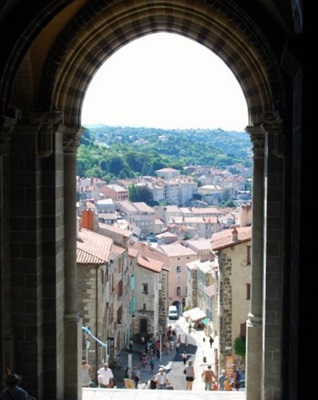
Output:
top-left (81, 209), bottom-right (94, 231)
top-left (231, 225), bottom-right (238, 242)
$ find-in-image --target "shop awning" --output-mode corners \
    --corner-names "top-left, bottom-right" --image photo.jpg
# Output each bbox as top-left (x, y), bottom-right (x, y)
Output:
top-left (183, 307), bottom-right (206, 322)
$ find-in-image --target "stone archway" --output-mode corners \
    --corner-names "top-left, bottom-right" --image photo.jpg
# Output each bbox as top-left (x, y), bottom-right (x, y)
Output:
top-left (1, 2), bottom-right (288, 399)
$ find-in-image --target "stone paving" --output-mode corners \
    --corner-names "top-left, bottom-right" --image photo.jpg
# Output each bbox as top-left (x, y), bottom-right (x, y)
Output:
top-left (82, 316), bottom-right (246, 399)
top-left (111, 317), bottom-right (198, 390)
top-left (98, 316), bottom-right (245, 391)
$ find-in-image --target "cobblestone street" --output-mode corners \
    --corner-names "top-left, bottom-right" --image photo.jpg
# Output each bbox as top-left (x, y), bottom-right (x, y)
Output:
top-left (111, 317), bottom-right (198, 390)
top-left (92, 316), bottom-right (245, 393)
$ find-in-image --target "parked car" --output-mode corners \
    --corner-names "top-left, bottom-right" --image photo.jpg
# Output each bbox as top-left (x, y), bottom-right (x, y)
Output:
top-left (168, 305), bottom-right (179, 320)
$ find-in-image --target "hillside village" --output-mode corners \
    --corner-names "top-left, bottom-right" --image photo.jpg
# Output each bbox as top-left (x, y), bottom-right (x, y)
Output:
top-left (78, 164), bottom-right (252, 211)
top-left (76, 168), bottom-right (252, 379)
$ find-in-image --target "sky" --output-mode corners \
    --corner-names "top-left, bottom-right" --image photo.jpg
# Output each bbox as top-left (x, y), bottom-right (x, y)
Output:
top-left (81, 32), bottom-right (248, 131)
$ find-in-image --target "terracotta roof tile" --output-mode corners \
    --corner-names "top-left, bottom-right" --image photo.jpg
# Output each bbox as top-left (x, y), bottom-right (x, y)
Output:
top-left (157, 243), bottom-right (198, 257)
top-left (77, 228), bottom-right (112, 264)
top-left (137, 255), bottom-right (163, 273)
top-left (110, 244), bottom-right (126, 259)
top-left (99, 222), bottom-right (132, 238)
top-left (211, 226), bottom-right (251, 250)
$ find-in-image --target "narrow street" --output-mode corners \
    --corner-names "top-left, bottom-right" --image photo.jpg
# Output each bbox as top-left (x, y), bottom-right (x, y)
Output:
top-left (82, 316), bottom-right (245, 399)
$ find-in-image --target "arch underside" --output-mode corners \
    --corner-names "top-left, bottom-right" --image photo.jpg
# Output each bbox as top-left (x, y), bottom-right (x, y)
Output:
top-left (0, 2), bottom-right (295, 400)
top-left (11, 0), bottom-right (283, 129)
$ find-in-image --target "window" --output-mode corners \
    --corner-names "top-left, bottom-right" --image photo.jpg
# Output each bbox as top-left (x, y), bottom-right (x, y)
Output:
top-left (246, 283), bottom-right (251, 300)
top-left (117, 280), bottom-right (123, 297)
top-left (176, 265), bottom-right (181, 273)
top-left (247, 245), bottom-right (251, 265)
top-left (176, 286), bottom-right (181, 296)
top-left (142, 283), bottom-right (148, 294)
top-left (240, 322), bottom-right (246, 339)
top-left (101, 269), bottom-right (104, 284)
top-left (111, 275), bottom-right (115, 292)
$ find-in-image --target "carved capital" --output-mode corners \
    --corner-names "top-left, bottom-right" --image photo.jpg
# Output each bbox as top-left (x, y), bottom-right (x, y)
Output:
top-left (261, 111), bottom-right (284, 158)
top-left (247, 313), bottom-right (262, 328)
top-left (0, 108), bottom-right (22, 155)
top-left (30, 109), bottom-right (62, 158)
top-left (63, 127), bottom-right (84, 154)
top-left (245, 125), bottom-right (265, 159)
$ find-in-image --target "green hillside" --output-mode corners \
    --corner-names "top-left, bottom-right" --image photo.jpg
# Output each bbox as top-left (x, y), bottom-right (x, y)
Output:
top-left (77, 125), bottom-right (252, 181)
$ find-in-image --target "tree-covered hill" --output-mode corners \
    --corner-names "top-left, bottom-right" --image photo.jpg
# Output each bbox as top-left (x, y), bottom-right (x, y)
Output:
top-left (77, 124), bottom-right (252, 181)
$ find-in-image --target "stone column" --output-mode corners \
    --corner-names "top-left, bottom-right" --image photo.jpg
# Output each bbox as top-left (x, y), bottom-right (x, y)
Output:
top-left (0, 109), bottom-right (22, 384)
top-left (261, 112), bottom-right (285, 400)
top-left (245, 125), bottom-right (265, 400)
top-left (8, 117), bottom-right (44, 398)
top-left (63, 126), bottom-right (84, 400)
top-left (33, 110), bottom-right (66, 400)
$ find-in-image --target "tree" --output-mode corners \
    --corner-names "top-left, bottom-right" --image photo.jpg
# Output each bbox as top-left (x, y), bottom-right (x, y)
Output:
top-left (108, 154), bottom-right (129, 175)
top-left (129, 185), bottom-right (155, 206)
top-left (128, 184), bottom-right (138, 201)
top-left (221, 188), bottom-right (232, 203)
top-left (234, 336), bottom-right (246, 358)
top-left (141, 162), bottom-right (149, 177)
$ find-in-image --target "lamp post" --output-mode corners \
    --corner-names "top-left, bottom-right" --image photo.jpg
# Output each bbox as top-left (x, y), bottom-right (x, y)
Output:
top-left (159, 329), bottom-right (162, 362)
top-left (131, 313), bottom-right (135, 338)
top-left (107, 336), bottom-right (114, 365)
top-left (85, 334), bottom-right (90, 362)
top-left (104, 339), bottom-right (108, 364)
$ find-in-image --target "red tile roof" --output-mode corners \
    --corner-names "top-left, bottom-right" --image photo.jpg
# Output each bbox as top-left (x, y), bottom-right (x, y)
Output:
top-left (77, 228), bottom-right (112, 264)
top-left (110, 244), bottom-right (126, 260)
top-left (211, 226), bottom-right (252, 250)
top-left (137, 255), bottom-right (163, 273)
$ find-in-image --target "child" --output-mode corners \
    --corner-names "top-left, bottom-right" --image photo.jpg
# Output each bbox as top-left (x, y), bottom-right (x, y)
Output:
top-left (224, 376), bottom-right (232, 391)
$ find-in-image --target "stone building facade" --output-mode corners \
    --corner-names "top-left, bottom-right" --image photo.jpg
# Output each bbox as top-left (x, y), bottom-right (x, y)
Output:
top-left (77, 228), bottom-right (113, 371)
top-left (211, 226), bottom-right (252, 372)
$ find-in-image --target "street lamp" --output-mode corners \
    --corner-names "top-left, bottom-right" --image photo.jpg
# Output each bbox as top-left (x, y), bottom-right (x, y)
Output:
top-left (130, 313), bottom-right (135, 340)
top-left (159, 329), bottom-right (162, 361)
top-left (107, 336), bottom-right (115, 365)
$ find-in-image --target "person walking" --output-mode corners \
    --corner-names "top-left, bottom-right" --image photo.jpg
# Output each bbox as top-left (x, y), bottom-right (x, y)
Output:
top-left (201, 365), bottom-right (215, 391)
top-left (164, 340), bottom-right (170, 354)
top-left (224, 376), bottom-right (233, 391)
top-left (183, 360), bottom-right (195, 390)
top-left (209, 336), bottom-right (214, 348)
top-left (181, 351), bottom-right (187, 365)
top-left (132, 366), bottom-right (141, 388)
top-left (218, 369), bottom-right (227, 391)
top-left (97, 363), bottom-right (114, 388)
top-left (150, 356), bottom-right (156, 372)
top-left (81, 359), bottom-right (94, 387)
top-left (140, 353), bottom-right (147, 369)
top-left (231, 364), bottom-right (241, 391)
top-left (176, 341), bottom-right (180, 354)
top-left (155, 368), bottom-right (170, 390)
